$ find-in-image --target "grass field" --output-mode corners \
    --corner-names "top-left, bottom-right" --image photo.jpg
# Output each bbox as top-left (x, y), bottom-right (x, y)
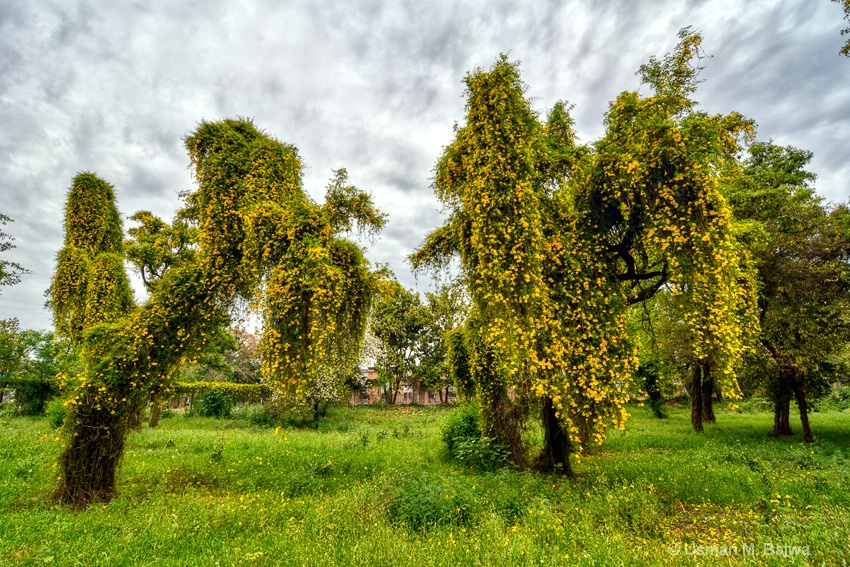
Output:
top-left (1, 403), bottom-right (848, 566)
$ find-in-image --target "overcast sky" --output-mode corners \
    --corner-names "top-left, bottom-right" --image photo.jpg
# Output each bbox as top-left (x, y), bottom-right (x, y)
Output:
top-left (1, 0), bottom-right (848, 331)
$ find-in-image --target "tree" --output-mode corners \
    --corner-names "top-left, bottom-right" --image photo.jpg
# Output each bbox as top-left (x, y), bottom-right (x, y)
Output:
top-left (413, 31), bottom-right (756, 473)
top-left (0, 319), bottom-right (27, 403)
top-left (416, 284), bottom-right (469, 403)
top-left (727, 142), bottom-right (850, 442)
top-left (0, 213), bottom-right (28, 291)
top-left (225, 328), bottom-right (261, 384)
top-left (51, 119), bottom-right (384, 507)
top-left (10, 330), bottom-right (78, 415)
top-left (50, 173), bottom-right (135, 345)
top-left (124, 210), bottom-right (197, 290)
top-left (371, 280), bottom-right (430, 404)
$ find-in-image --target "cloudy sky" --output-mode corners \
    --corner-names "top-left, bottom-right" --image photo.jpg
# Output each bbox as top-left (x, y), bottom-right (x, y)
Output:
top-left (1, 0), bottom-right (848, 330)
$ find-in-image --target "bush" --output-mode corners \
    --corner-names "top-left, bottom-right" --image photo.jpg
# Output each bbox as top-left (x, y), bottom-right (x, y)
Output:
top-left (452, 436), bottom-right (511, 472)
top-left (45, 396), bottom-right (68, 429)
top-left (830, 385), bottom-right (850, 411)
top-left (440, 402), bottom-right (510, 471)
top-left (196, 389), bottom-right (232, 418)
top-left (441, 402), bottom-right (481, 456)
top-left (386, 474), bottom-right (476, 531)
top-left (246, 405), bottom-right (278, 428)
top-left (13, 378), bottom-right (57, 416)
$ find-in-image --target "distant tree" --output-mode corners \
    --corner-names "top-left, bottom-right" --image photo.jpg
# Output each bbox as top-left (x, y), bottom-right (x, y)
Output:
top-left (124, 210), bottom-right (197, 290)
top-left (371, 280), bottom-right (429, 404)
top-left (446, 325), bottom-right (474, 403)
top-left (11, 330), bottom-right (78, 415)
top-left (225, 328), bottom-right (261, 384)
top-left (0, 319), bottom-right (27, 400)
top-left (178, 325), bottom-right (239, 383)
top-left (0, 213), bottom-right (28, 291)
top-left (416, 284), bottom-right (469, 403)
top-left (727, 142), bottom-right (850, 442)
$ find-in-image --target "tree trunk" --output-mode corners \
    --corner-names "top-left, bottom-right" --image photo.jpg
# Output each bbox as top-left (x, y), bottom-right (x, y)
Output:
top-left (536, 396), bottom-right (573, 475)
top-left (700, 362), bottom-right (716, 423)
top-left (148, 401), bottom-right (162, 428)
top-left (772, 395), bottom-right (792, 436)
top-left (792, 379), bottom-right (814, 443)
top-left (57, 409), bottom-right (127, 507)
top-left (689, 363), bottom-right (704, 433)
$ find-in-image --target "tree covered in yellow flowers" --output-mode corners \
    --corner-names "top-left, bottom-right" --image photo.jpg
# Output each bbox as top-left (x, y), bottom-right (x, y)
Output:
top-left (51, 173), bottom-right (135, 343)
top-left (51, 119), bottom-right (384, 507)
top-left (413, 30), bottom-right (756, 473)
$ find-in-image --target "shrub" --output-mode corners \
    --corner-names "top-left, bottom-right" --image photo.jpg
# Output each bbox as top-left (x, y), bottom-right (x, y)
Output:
top-left (386, 474), bottom-right (476, 531)
top-left (440, 402), bottom-right (481, 456)
top-left (13, 378), bottom-right (57, 416)
top-left (45, 396), bottom-right (68, 429)
top-left (440, 403), bottom-right (511, 471)
top-left (452, 436), bottom-right (511, 472)
top-left (196, 389), bottom-right (232, 418)
top-left (830, 385), bottom-right (850, 411)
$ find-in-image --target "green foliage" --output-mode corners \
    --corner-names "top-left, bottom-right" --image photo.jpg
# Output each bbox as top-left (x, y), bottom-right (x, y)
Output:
top-left (0, 327), bottom-right (77, 416)
top-left (53, 120), bottom-right (385, 507)
top-left (11, 377), bottom-right (57, 416)
top-left (828, 385), bottom-right (850, 411)
top-left (416, 284), bottom-right (469, 397)
top-left (726, 141), bottom-right (850, 439)
top-left (195, 389), bottom-right (232, 418)
top-left (0, 318), bottom-right (27, 383)
top-left (413, 32), bottom-right (757, 471)
top-left (386, 473), bottom-right (476, 531)
top-left (371, 279), bottom-right (430, 403)
top-left (45, 396), bottom-right (68, 429)
top-left (446, 326), bottom-right (474, 401)
top-left (124, 210), bottom-right (197, 290)
top-left (452, 436), bottom-right (512, 472)
top-left (442, 403), bottom-right (511, 471)
top-left (175, 381), bottom-right (270, 402)
top-left (321, 168), bottom-right (387, 237)
top-left (441, 402), bottom-right (481, 456)
top-left (50, 173), bottom-right (134, 344)
top-left (2, 406), bottom-right (850, 564)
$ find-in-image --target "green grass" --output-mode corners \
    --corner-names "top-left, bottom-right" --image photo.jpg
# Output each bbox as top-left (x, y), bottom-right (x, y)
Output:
top-left (0, 404), bottom-right (848, 566)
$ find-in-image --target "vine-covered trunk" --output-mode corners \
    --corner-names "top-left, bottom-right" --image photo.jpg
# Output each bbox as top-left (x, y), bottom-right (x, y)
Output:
top-left (58, 410), bottom-right (126, 507)
top-left (480, 391), bottom-right (526, 470)
top-left (537, 396), bottom-right (573, 475)
top-left (689, 362), bottom-right (704, 432)
top-left (792, 379), bottom-right (814, 443)
top-left (700, 364), bottom-right (715, 423)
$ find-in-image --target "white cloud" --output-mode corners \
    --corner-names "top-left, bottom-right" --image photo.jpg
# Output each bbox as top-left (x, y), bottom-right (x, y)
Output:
top-left (1, 0), bottom-right (848, 329)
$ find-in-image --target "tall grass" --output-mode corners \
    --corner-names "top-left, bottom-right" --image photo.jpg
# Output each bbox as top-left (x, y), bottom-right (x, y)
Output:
top-left (0, 404), bottom-right (848, 566)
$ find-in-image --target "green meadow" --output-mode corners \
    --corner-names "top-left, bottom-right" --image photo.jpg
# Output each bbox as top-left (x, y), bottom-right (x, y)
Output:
top-left (1, 404), bottom-right (848, 566)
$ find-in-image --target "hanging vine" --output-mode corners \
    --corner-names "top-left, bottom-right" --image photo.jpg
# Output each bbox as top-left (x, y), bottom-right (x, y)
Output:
top-left (52, 119), bottom-right (384, 507)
